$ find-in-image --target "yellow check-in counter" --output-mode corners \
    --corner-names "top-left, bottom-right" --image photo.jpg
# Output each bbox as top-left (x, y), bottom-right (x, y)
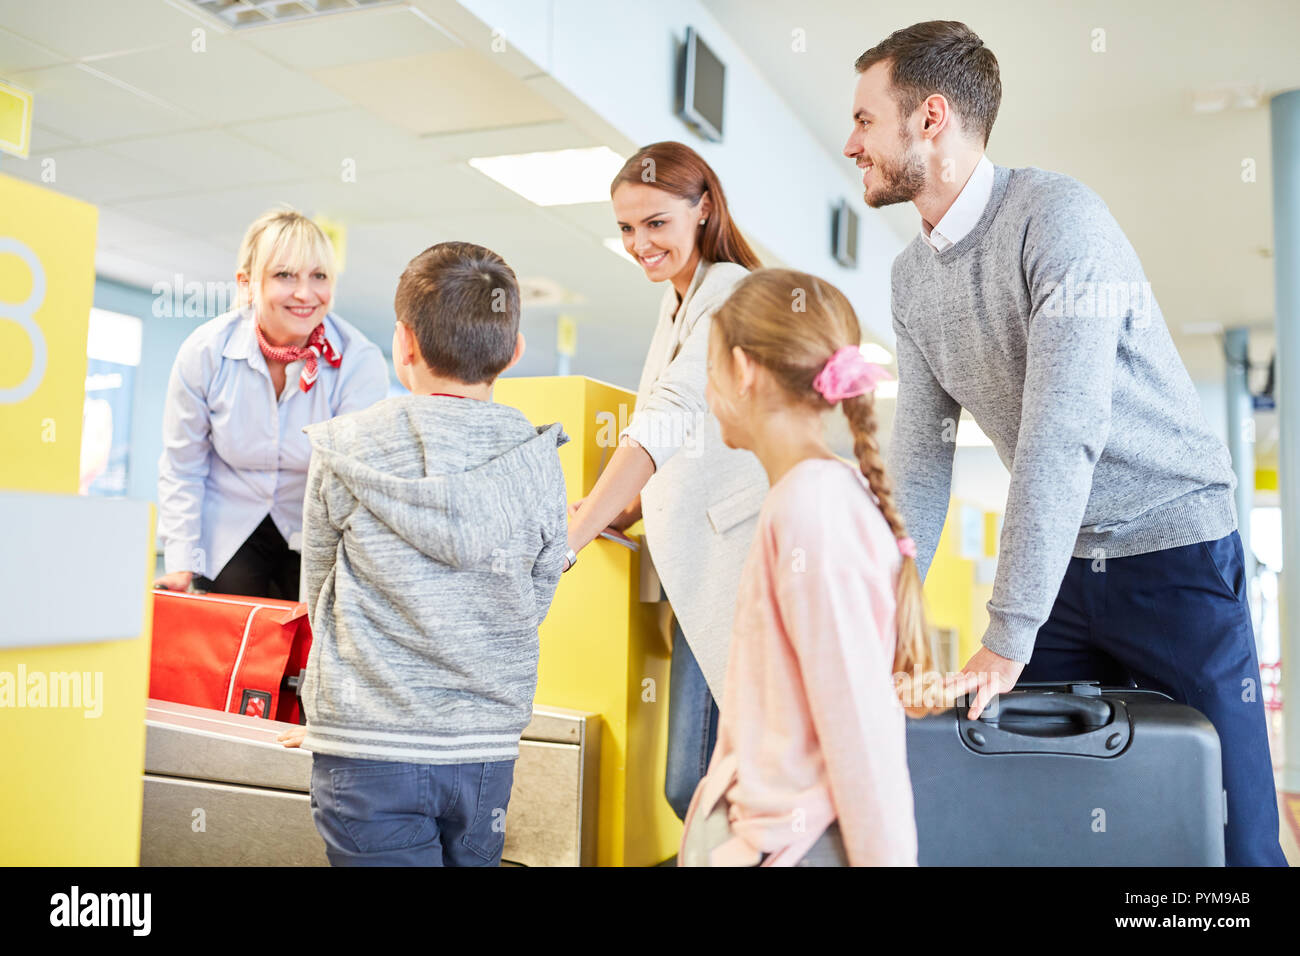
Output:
top-left (496, 376), bottom-right (682, 867)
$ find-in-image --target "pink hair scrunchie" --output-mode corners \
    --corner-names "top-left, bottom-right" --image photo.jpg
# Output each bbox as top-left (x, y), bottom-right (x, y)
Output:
top-left (812, 346), bottom-right (893, 403)
top-left (897, 536), bottom-right (917, 560)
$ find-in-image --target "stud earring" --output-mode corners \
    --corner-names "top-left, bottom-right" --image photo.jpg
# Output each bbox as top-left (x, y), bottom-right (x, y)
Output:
top-left (700, 218), bottom-right (707, 225)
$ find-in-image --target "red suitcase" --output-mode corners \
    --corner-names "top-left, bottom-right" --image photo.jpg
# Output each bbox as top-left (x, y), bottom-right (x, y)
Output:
top-left (149, 590), bottom-right (313, 723)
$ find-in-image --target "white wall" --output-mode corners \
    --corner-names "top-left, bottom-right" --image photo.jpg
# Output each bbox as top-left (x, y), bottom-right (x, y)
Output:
top-left (450, 0), bottom-right (905, 346)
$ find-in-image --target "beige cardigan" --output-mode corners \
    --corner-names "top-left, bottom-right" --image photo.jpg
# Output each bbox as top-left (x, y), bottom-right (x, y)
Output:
top-left (621, 260), bottom-right (769, 699)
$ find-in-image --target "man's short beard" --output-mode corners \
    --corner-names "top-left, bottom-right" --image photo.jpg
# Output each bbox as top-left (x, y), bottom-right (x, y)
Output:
top-left (863, 129), bottom-right (927, 208)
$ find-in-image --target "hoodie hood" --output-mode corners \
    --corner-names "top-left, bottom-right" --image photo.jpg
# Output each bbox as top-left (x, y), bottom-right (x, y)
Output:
top-left (304, 395), bottom-right (569, 569)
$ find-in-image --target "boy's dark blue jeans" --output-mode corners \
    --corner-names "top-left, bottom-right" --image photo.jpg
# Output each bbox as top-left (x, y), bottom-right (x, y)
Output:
top-left (1016, 530), bottom-right (1287, 867)
top-left (310, 753), bottom-right (516, 866)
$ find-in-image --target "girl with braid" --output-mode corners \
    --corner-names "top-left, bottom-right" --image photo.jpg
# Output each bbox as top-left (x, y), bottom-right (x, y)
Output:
top-left (679, 268), bottom-right (934, 867)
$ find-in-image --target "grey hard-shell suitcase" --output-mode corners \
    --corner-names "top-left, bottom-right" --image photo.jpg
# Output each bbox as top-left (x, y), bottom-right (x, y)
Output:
top-left (905, 681), bottom-right (1226, 866)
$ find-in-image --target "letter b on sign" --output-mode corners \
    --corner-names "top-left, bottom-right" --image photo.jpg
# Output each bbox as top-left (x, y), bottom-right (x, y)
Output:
top-left (0, 238), bottom-right (48, 405)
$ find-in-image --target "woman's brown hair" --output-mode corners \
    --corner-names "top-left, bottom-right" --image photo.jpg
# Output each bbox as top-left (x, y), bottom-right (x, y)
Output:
top-left (610, 141), bottom-right (761, 271)
top-left (711, 268), bottom-right (940, 717)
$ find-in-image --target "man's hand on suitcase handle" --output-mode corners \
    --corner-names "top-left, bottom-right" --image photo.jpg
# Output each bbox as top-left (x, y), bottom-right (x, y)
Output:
top-left (943, 646), bottom-right (1026, 720)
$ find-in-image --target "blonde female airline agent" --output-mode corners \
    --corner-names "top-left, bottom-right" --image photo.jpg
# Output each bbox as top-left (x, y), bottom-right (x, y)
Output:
top-left (566, 142), bottom-right (768, 821)
top-left (153, 207), bottom-right (388, 600)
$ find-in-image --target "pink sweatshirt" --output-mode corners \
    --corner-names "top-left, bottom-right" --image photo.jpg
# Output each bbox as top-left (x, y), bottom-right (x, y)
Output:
top-left (679, 457), bottom-right (919, 866)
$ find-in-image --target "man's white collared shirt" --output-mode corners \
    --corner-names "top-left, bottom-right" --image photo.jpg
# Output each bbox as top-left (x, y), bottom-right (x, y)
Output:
top-left (921, 155), bottom-right (995, 252)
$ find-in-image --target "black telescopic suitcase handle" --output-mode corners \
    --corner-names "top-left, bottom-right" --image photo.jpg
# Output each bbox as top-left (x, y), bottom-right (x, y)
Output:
top-left (957, 690), bottom-right (1132, 757)
top-left (989, 693), bottom-right (1112, 727)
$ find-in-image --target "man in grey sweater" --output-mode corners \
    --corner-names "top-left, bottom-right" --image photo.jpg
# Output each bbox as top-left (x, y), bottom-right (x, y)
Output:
top-left (288, 242), bottom-right (570, 866)
top-left (847, 21), bottom-right (1285, 866)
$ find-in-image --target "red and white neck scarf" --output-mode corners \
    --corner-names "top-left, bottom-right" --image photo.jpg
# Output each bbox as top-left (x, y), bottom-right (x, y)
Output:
top-left (254, 321), bottom-right (341, 392)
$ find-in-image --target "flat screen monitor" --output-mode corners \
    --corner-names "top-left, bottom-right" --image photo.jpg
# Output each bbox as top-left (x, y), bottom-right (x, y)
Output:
top-left (676, 26), bottom-right (725, 143)
top-left (832, 198), bottom-right (859, 268)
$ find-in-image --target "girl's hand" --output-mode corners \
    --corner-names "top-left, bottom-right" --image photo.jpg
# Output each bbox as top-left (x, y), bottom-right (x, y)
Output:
top-left (154, 571), bottom-right (193, 592)
top-left (277, 725), bottom-right (307, 748)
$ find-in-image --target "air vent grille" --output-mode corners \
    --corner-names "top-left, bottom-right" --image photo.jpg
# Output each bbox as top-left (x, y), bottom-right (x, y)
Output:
top-left (182, 0), bottom-right (402, 30)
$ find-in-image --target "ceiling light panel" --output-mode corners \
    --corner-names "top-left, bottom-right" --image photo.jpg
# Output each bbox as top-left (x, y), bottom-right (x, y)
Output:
top-left (468, 147), bottom-right (626, 207)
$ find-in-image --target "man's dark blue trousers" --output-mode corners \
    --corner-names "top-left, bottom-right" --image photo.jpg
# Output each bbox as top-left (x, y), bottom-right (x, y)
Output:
top-left (1017, 530), bottom-right (1287, 866)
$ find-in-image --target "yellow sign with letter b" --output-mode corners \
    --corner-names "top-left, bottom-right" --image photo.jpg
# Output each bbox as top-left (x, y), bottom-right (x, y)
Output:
top-left (0, 173), bottom-right (158, 867)
top-left (0, 174), bottom-right (98, 492)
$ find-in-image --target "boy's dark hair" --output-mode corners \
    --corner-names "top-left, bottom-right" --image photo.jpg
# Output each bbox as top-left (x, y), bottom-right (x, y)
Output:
top-left (855, 21), bottom-right (1001, 146)
top-left (394, 241), bottom-right (521, 385)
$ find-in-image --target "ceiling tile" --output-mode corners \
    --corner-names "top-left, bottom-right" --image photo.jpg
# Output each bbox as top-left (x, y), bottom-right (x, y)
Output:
top-left (105, 128), bottom-right (306, 189)
top-left (7, 63), bottom-right (193, 142)
top-left (310, 163), bottom-right (535, 222)
top-left (0, 25), bottom-right (67, 71)
top-left (244, 5), bottom-right (459, 69)
top-left (0, 0), bottom-right (200, 60)
top-left (422, 119), bottom-right (599, 163)
top-left (11, 144), bottom-right (189, 204)
top-left (0, 152), bottom-right (46, 188)
top-left (89, 34), bottom-right (348, 125)
top-left (228, 107), bottom-right (447, 177)
top-left (107, 180), bottom-right (326, 249)
top-left (28, 123), bottom-right (79, 151)
top-left (309, 47), bottom-right (564, 135)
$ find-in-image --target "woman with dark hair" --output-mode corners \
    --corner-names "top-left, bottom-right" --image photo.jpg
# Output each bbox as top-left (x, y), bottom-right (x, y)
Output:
top-left (565, 141), bottom-right (768, 825)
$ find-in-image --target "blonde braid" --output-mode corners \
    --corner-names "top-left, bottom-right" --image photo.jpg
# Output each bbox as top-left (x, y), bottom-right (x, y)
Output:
top-left (842, 393), bottom-right (941, 717)
top-left (842, 394), bottom-right (905, 538)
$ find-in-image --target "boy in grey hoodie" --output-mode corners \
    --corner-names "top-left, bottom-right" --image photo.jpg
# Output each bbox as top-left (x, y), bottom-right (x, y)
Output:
top-left (281, 242), bottom-right (570, 867)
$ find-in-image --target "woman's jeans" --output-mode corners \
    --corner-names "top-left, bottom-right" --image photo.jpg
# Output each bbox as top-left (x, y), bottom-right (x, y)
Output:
top-left (664, 617), bottom-right (720, 821)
